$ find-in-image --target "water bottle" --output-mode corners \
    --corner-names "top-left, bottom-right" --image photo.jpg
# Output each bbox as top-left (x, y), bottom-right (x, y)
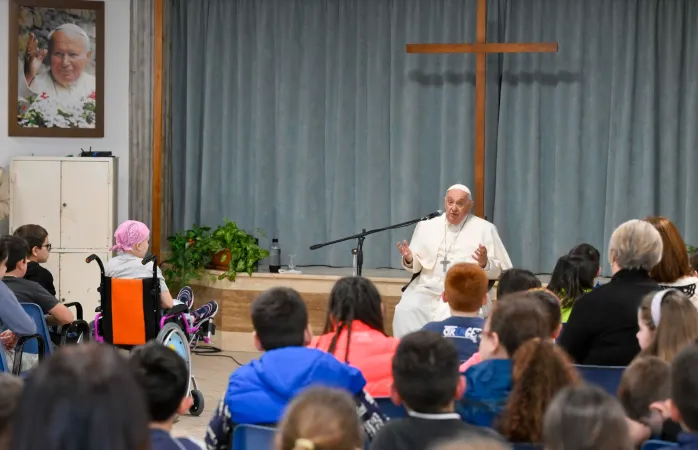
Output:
top-left (269, 238), bottom-right (281, 273)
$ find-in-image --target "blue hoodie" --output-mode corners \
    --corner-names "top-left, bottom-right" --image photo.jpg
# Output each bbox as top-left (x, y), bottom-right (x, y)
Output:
top-left (458, 358), bottom-right (513, 427)
top-left (224, 346), bottom-right (367, 425)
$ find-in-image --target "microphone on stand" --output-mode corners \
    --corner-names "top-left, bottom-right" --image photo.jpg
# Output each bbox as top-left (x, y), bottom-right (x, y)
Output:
top-left (420, 210), bottom-right (443, 221)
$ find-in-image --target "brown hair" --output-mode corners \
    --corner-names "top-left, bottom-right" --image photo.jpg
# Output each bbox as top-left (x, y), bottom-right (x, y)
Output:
top-left (544, 385), bottom-right (632, 450)
top-left (521, 289), bottom-right (562, 337)
top-left (13, 224), bottom-right (48, 253)
top-left (639, 290), bottom-right (698, 362)
top-left (277, 386), bottom-right (363, 450)
top-left (645, 216), bottom-right (692, 283)
top-left (498, 339), bottom-right (581, 442)
top-left (0, 374), bottom-right (23, 449)
top-left (488, 297), bottom-right (550, 357)
top-left (617, 356), bottom-right (671, 421)
top-left (444, 263), bottom-right (489, 313)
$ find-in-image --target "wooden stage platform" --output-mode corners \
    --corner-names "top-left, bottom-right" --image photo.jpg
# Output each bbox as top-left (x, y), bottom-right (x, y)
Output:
top-left (190, 266), bottom-right (410, 351)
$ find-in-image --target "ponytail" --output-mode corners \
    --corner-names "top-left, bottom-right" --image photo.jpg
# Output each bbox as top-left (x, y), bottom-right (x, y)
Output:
top-left (498, 339), bottom-right (580, 443)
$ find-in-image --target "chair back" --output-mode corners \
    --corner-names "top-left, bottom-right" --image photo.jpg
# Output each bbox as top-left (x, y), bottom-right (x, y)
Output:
top-left (375, 397), bottom-right (407, 419)
top-left (232, 424), bottom-right (275, 450)
top-left (99, 277), bottom-right (160, 345)
top-left (641, 440), bottom-right (678, 449)
top-left (575, 364), bottom-right (625, 396)
top-left (19, 303), bottom-right (53, 355)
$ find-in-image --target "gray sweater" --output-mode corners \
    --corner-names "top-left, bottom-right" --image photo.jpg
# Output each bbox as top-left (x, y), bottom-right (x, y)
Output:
top-left (0, 280), bottom-right (36, 336)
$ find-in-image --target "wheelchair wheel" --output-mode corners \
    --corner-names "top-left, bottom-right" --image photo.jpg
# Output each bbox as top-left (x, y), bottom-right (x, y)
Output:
top-left (156, 323), bottom-right (193, 381)
top-left (189, 389), bottom-right (205, 416)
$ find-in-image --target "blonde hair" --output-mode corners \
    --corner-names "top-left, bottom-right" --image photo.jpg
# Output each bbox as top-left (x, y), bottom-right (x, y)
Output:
top-left (639, 290), bottom-right (698, 362)
top-left (608, 219), bottom-right (663, 271)
top-left (277, 387), bottom-right (362, 450)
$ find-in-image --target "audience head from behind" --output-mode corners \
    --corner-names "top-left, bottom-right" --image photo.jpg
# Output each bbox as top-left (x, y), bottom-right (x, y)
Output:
top-left (276, 386), bottom-right (363, 450)
top-left (111, 220), bottom-right (151, 258)
top-left (546, 255), bottom-right (595, 317)
top-left (391, 330), bottom-right (464, 413)
top-left (442, 263), bottom-right (489, 315)
top-left (568, 242), bottom-right (602, 278)
top-left (544, 384), bottom-right (632, 450)
top-left (644, 216), bottom-right (693, 284)
top-left (0, 374), bottom-right (23, 450)
top-left (322, 276), bottom-right (386, 357)
top-left (637, 289), bottom-right (698, 362)
top-left (13, 224), bottom-right (50, 264)
top-left (519, 288), bottom-right (563, 339)
top-left (608, 219), bottom-right (663, 275)
top-left (129, 341), bottom-right (192, 426)
top-left (11, 343), bottom-right (149, 450)
top-left (0, 237), bottom-right (7, 279)
top-left (618, 356), bottom-right (671, 422)
top-left (496, 268), bottom-right (541, 298)
top-left (669, 342), bottom-right (698, 435)
top-left (252, 287), bottom-right (311, 351)
top-left (0, 235), bottom-right (29, 278)
top-left (480, 297), bottom-right (580, 442)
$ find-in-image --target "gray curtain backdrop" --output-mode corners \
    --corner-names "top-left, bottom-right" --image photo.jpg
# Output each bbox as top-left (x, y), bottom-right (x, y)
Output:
top-left (167, 0), bottom-right (697, 273)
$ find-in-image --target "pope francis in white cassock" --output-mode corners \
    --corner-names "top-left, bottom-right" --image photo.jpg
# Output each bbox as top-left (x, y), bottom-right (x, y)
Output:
top-left (392, 184), bottom-right (513, 338)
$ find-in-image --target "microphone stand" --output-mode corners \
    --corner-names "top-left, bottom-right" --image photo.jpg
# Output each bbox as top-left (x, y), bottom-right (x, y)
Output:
top-left (309, 214), bottom-right (438, 276)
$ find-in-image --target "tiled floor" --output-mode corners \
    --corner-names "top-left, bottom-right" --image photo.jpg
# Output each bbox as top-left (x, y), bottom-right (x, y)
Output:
top-left (173, 351), bottom-right (261, 441)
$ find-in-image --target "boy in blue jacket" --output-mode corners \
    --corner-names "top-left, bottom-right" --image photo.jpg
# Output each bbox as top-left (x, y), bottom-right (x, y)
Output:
top-left (205, 287), bottom-right (386, 450)
top-left (658, 342), bottom-right (698, 449)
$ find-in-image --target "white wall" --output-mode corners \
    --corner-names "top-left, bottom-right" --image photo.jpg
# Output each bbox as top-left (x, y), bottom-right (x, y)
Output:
top-left (0, 0), bottom-right (130, 234)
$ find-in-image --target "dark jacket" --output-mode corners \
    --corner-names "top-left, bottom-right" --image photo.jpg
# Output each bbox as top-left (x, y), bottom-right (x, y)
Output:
top-left (24, 261), bottom-right (56, 297)
top-left (559, 269), bottom-right (659, 366)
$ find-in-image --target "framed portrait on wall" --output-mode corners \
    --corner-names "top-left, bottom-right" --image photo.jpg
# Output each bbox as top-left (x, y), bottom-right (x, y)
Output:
top-left (7, 0), bottom-right (105, 137)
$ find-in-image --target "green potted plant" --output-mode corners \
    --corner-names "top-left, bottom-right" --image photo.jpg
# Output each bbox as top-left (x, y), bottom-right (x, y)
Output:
top-left (163, 225), bottom-right (217, 291)
top-left (209, 220), bottom-right (269, 281)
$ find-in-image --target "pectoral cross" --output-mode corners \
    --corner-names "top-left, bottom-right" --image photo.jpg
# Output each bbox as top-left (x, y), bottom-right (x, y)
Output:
top-left (441, 258), bottom-right (451, 272)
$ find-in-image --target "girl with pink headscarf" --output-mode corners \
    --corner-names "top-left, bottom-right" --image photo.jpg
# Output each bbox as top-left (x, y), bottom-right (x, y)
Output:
top-left (105, 220), bottom-right (218, 326)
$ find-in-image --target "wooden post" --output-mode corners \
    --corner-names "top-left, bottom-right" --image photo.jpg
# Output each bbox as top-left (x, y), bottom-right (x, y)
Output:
top-left (152, 0), bottom-right (164, 259)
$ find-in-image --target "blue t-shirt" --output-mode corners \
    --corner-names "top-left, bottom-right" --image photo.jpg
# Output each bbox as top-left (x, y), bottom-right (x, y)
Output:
top-left (422, 316), bottom-right (484, 362)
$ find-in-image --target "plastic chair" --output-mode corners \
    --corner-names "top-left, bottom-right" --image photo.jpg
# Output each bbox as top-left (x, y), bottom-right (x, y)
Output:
top-left (0, 339), bottom-right (9, 372)
top-left (375, 397), bottom-right (407, 419)
top-left (19, 303), bottom-right (54, 356)
top-left (232, 424), bottom-right (276, 450)
top-left (641, 440), bottom-right (678, 450)
top-left (575, 365), bottom-right (625, 396)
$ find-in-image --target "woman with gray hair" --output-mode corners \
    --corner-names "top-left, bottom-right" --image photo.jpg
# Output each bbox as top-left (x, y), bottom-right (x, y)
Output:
top-left (559, 219), bottom-right (663, 366)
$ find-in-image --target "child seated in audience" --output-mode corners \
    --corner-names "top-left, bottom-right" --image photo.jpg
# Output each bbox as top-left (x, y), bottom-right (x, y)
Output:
top-left (544, 385), bottom-right (632, 450)
top-left (129, 342), bottom-right (204, 450)
top-left (0, 235), bottom-right (73, 326)
top-left (495, 268), bottom-right (541, 298)
top-left (429, 436), bottom-right (511, 450)
top-left (422, 263), bottom-right (488, 363)
top-left (13, 224), bottom-right (55, 296)
top-left (0, 373), bottom-right (23, 450)
top-left (313, 276), bottom-right (399, 397)
top-left (206, 287), bottom-right (386, 450)
top-left (637, 289), bottom-right (698, 362)
top-left (546, 255), bottom-right (595, 323)
top-left (370, 331), bottom-right (500, 450)
top-left (568, 242), bottom-right (602, 286)
top-left (617, 356), bottom-right (675, 446)
top-left (106, 220), bottom-right (217, 328)
top-left (656, 342), bottom-right (698, 449)
top-left (276, 386), bottom-right (364, 450)
top-left (460, 296), bottom-right (580, 442)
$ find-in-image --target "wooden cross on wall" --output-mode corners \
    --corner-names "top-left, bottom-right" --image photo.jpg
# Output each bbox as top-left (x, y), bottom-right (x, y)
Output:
top-left (406, 0), bottom-right (558, 218)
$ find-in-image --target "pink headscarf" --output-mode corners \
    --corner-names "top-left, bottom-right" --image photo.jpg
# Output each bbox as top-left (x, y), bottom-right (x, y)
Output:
top-left (111, 220), bottom-right (150, 252)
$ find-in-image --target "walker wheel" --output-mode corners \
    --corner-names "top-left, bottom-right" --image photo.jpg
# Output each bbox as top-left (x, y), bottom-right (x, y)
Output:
top-left (189, 389), bottom-right (205, 416)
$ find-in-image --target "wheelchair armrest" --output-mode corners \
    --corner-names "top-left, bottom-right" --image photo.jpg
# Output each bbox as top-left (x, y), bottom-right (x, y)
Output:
top-left (63, 302), bottom-right (84, 320)
top-left (14, 334), bottom-right (46, 375)
top-left (59, 320), bottom-right (91, 345)
top-left (164, 304), bottom-right (189, 315)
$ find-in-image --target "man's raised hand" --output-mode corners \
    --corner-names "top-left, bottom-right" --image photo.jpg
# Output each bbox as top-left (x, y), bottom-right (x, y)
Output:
top-left (397, 240), bottom-right (413, 264)
top-left (24, 33), bottom-right (47, 84)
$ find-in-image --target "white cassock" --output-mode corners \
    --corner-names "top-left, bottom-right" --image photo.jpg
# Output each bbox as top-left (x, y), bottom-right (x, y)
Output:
top-left (18, 64), bottom-right (96, 101)
top-left (392, 213), bottom-right (513, 338)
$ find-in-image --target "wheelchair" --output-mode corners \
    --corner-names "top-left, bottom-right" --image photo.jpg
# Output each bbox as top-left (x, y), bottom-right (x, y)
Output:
top-left (87, 253), bottom-right (215, 416)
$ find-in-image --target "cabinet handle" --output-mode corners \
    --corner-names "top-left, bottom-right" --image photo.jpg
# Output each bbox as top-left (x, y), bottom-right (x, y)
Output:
top-left (63, 203), bottom-right (67, 207)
